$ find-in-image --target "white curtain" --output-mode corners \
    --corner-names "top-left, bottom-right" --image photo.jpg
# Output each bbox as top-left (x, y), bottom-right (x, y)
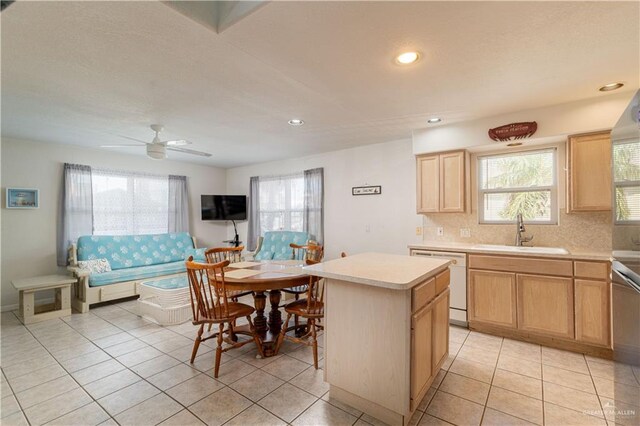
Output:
top-left (91, 168), bottom-right (169, 235)
top-left (304, 168), bottom-right (324, 243)
top-left (258, 173), bottom-right (304, 235)
top-left (168, 175), bottom-right (189, 233)
top-left (247, 176), bottom-right (261, 251)
top-left (57, 163), bottom-right (93, 266)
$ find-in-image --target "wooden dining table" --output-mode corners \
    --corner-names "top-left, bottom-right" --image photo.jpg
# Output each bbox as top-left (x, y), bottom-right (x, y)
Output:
top-left (223, 260), bottom-right (309, 357)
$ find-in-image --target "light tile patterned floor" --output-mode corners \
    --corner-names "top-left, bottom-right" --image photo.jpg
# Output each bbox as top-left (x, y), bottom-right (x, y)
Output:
top-left (1, 299), bottom-right (639, 426)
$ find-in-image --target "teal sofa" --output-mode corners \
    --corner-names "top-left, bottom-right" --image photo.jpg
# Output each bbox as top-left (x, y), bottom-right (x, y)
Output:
top-left (253, 231), bottom-right (310, 260)
top-left (68, 232), bottom-right (196, 312)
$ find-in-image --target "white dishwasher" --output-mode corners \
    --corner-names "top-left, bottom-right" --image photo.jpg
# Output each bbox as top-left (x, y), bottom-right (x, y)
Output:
top-left (410, 249), bottom-right (467, 326)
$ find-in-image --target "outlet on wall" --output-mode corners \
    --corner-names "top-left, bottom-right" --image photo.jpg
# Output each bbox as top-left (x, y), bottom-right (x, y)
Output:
top-left (415, 226), bottom-right (422, 236)
top-left (460, 228), bottom-right (471, 238)
top-left (437, 227), bottom-right (444, 236)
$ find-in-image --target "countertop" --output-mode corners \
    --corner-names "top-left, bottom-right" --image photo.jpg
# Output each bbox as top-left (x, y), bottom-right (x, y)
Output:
top-left (303, 252), bottom-right (450, 290)
top-left (408, 241), bottom-right (612, 261)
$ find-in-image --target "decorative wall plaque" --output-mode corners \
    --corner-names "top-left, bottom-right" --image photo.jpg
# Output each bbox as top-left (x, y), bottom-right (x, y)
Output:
top-left (488, 121), bottom-right (537, 142)
top-left (352, 186), bottom-right (381, 196)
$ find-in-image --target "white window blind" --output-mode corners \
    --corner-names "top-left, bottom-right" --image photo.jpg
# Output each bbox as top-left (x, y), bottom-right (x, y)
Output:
top-left (478, 148), bottom-right (557, 224)
top-left (258, 173), bottom-right (304, 234)
top-left (92, 168), bottom-right (169, 235)
top-left (613, 140), bottom-right (640, 223)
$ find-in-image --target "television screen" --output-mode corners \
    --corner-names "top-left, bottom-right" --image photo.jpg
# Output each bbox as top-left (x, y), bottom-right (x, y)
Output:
top-left (201, 195), bottom-right (247, 221)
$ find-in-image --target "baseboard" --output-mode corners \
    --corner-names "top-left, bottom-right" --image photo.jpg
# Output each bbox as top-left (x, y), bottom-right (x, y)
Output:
top-left (1, 304), bottom-right (19, 313)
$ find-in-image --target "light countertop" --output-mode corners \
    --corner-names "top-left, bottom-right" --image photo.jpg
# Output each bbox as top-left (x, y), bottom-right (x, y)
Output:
top-left (408, 241), bottom-right (612, 261)
top-left (303, 252), bottom-right (450, 290)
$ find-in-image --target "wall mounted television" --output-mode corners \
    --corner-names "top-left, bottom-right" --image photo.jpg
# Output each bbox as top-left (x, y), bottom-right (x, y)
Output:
top-left (201, 195), bottom-right (247, 221)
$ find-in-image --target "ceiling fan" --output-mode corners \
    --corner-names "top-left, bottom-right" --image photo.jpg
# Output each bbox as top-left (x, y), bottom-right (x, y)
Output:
top-left (101, 124), bottom-right (212, 159)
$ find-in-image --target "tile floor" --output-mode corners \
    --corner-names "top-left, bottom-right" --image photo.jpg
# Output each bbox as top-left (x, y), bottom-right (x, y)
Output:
top-left (1, 298), bottom-right (639, 426)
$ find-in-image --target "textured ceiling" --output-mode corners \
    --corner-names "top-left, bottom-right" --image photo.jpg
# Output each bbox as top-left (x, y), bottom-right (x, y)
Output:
top-left (1, 1), bottom-right (638, 167)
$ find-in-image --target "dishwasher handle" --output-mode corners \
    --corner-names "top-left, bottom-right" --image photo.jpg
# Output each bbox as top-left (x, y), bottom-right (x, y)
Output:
top-left (411, 251), bottom-right (466, 266)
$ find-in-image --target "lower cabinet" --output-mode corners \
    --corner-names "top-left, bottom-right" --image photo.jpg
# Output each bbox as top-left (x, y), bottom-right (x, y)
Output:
top-left (517, 274), bottom-right (574, 339)
top-left (410, 304), bottom-right (433, 401)
top-left (432, 289), bottom-right (450, 371)
top-left (468, 270), bottom-right (517, 328)
top-left (575, 279), bottom-right (610, 346)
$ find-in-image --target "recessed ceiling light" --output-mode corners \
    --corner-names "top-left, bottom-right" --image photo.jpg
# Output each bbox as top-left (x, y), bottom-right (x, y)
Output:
top-left (288, 119), bottom-right (304, 126)
top-left (395, 51), bottom-right (420, 65)
top-left (427, 117), bottom-right (441, 124)
top-left (599, 82), bottom-right (624, 92)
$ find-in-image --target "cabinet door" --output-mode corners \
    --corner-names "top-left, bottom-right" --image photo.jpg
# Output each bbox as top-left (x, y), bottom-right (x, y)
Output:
top-left (411, 303), bottom-right (433, 403)
top-left (517, 274), bottom-right (574, 339)
top-left (432, 288), bottom-right (450, 372)
top-left (469, 270), bottom-right (517, 328)
top-left (575, 279), bottom-right (611, 347)
top-left (439, 151), bottom-right (465, 212)
top-left (416, 155), bottom-right (440, 213)
top-left (568, 131), bottom-right (612, 212)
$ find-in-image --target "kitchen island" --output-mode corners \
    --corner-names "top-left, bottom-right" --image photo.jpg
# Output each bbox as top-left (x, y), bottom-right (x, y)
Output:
top-left (304, 253), bottom-right (451, 426)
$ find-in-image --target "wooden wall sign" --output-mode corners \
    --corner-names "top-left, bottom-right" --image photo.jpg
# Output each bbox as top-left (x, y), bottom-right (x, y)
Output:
top-left (488, 121), bottom-right (537, 142)
top-left (352, 186), bottom-right (381, 196)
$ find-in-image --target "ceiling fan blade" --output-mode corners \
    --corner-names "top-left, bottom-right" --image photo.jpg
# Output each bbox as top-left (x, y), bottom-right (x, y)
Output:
top-left (162, 139), bottom-right (191, 146)
top-left (167, 147), bottom-right (212, 157)
top-left (100, 144), bottom-right (143, 148)
top-left (115, 134), bottom-right (149, 145)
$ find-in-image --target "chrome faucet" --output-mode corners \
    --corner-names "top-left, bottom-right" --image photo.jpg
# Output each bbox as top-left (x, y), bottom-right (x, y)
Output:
top-left (515, 213), bottom-right (534, 246)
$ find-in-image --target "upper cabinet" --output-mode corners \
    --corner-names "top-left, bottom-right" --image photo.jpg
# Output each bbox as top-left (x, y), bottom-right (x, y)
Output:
top-left (416, 150), bottom-right (466, 213)
top-left (567, 131), bottom-right (612, 212)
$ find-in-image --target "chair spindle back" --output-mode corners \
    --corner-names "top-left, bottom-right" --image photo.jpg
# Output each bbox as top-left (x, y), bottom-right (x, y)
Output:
top-left (186, 257), bottom-right (231, 323)
top-left (305, 259), bottom-right (324, 315)
top-left (290, 242), bottom-right (324, 262)
top-left (205, 246), bottom-right (244, 264)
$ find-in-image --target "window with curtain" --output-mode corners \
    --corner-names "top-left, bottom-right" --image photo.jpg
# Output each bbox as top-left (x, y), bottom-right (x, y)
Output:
top-left (247, 168), bottom-right (324, 250)
top-left (478, 148), bottom-right (557, 224)
top-left (92, 169), bottom-right (169, 235)
top-left (613, 139), bottom-right (640, 223)
top-left (258, 173), bottom-right (305, 235)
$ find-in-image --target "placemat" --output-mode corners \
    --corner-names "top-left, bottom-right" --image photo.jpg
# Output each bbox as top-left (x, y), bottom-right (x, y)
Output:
top-left (228, 261), bottom-right (264, 269)
top-left (223, 269), bottom-right (264, 279)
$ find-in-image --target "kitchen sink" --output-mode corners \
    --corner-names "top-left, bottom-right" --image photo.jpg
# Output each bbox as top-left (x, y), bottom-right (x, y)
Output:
top-left (472, 244), bottom-right (569, 255)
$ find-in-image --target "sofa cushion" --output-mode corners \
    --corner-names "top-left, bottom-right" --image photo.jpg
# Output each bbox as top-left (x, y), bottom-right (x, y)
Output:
top-left (184, 248), bottom-right (207, 262)
top-left (256, 231), bottom-right (309, 261)
top-left (77, 233), bottom-right (194, 270)
top-left (88, 261), bottom-right (186, 287)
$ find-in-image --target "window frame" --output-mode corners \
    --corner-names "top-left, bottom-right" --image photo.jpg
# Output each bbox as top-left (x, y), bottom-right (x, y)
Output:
top-left (613, 138), bottom-right (640, 225)
top-left (477, 147), bottom-right (558, 225)
top-left (258, 173), bottom-right (305, 234)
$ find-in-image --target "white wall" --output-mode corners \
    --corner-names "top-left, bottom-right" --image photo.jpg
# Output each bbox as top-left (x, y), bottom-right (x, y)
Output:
top-left (226, 139), bottom-right (424, 260)
top-left (1, 138), bottom-right (227, 310)
top-left (413, 91), bottom-right (635, 154)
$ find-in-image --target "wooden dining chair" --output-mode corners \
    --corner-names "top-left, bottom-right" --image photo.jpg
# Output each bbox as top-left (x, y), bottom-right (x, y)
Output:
top-left (284, 242), bottom-right (324, 334)
top-left (276, 259), bottom-right (324, 369)
top-left (205, 246), bottom-right (253, 301)
top-left (186, 257), bottom-right (263, 378)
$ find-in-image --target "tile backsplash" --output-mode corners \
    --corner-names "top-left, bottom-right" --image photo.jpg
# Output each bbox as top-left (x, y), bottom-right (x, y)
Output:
top-left (422, 209), bottom-right (612, 252)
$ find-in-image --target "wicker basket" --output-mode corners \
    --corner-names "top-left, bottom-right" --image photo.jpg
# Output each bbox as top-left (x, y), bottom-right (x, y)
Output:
top-left (138, 296), bottom-right (192, 326)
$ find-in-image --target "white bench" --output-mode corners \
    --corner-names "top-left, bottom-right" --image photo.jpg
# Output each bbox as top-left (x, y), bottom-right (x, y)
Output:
top-left (11, 275), bottom-right (76, 324)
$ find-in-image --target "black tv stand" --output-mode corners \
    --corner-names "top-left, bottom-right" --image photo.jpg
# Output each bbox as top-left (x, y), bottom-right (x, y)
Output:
top-left (224, 220), bottom-right (241, 247)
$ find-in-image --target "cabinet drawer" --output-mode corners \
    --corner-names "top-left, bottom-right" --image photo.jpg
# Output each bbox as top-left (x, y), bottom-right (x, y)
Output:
top-left (469, 255), bottom-right (572, 277)
top-left (412, 278), bottom-right (435, 312)
top-left (574, 261), bottom-right (609, 280)
top-left (435, 268), bottom-right (450, 295)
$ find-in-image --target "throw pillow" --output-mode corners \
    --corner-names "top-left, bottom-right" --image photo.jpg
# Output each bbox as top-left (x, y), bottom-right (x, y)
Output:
top-left (77, 258), bottom-right (112, 274)
top-left (185, 248), bottom-right (207, 262)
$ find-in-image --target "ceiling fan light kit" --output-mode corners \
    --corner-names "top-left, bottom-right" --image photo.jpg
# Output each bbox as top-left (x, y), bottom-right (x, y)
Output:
top-left (100, 124), bottom-right (211, 159)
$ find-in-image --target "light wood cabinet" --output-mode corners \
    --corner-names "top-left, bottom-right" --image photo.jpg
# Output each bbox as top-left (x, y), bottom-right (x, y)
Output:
top-left (416, 151), bottom-right (465, 213)
top-left (567, 131), bottom-right (612, 212)
top-left (432, 289), bottom-right (450, 371)
top-left (575, 279), bottom-right (611, 347)
top-left (468, 270), bottom-right (517, 328)
top-left (517, 274), bottom-right (574, 339)
top-left (410, 303), bottom-right (433, 402)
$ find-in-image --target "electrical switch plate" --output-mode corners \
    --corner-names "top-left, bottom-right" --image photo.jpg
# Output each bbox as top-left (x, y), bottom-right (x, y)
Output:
top-left (365, 224), bottom-right (370, 233)
top-left (415, 227), bottom-right (422, 236)
top-left (460, 228), bottom-right (471, 238)
top-left (437, 227), bottom-right (444, 236)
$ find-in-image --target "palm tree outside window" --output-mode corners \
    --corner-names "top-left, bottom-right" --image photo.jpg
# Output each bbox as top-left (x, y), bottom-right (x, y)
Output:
top-left (478, 148), bottom-right (557, 224)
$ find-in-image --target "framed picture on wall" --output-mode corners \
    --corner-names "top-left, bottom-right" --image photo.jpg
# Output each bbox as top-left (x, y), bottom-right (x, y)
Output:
top-left (6, 188), bottom-right (39, 209)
